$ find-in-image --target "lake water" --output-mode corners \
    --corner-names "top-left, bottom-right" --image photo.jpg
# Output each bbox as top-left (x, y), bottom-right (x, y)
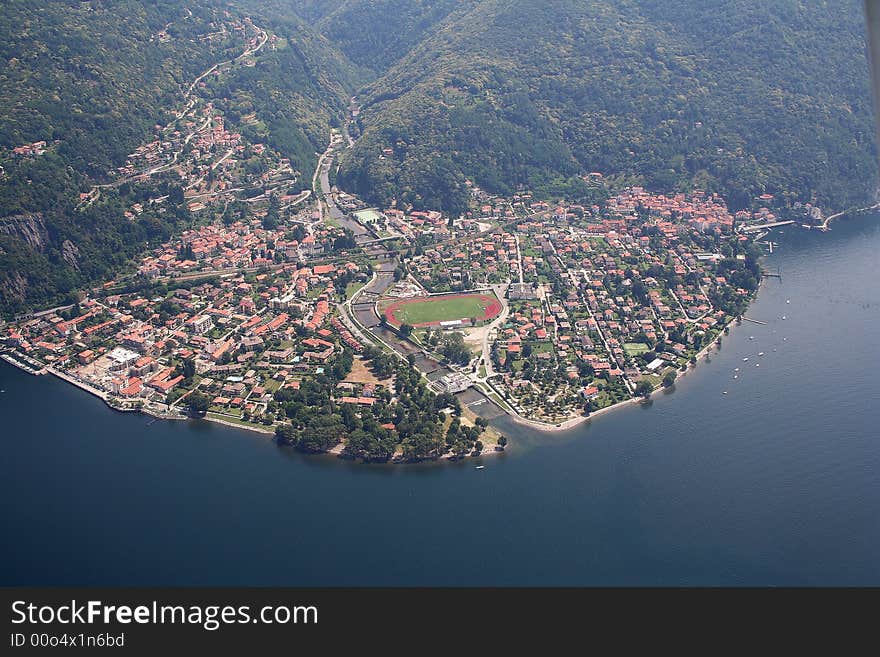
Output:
top-left (1, 215), bottom-right (878, 585)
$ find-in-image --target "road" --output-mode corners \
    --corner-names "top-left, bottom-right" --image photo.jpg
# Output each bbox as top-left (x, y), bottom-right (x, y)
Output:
top-left (86, 23), bottom-right (269, 199)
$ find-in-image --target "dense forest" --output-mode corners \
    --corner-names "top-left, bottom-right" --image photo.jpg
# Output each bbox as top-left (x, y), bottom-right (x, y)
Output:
top-left (334, 0), bottom-right (877, 214)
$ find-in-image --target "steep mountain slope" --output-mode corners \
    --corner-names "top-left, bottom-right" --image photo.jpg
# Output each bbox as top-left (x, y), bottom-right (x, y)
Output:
top-left (0, 1), bottom-right (222, 177)
top-left (264, 0), bottom-right (463, 77)
top-left (315, 0), bottom-right (466, 76)
top-left (1, 0), bottom-right (876, 317)
top-left (337, 0), bottom-right (876, 214)
top-left (0, 0), bottom-right (352, 317)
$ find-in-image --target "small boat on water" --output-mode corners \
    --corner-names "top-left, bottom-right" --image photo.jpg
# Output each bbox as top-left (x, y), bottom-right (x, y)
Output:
top-left (734, 368), bottom-right (740, 372)
top-left (782, 316), bottom-right (787, 320)
top-left (755, 363), bottom-right (760, 367)
top-left (742, 357), bottom-right (749, 361)
top-left (749, 336), bottom-right (755, 340)
top-left (723, 391), bottom-right (728, 395)
top-left (786, 300), bottom-right (791, 304)
top-left (475, 465), bottom-right (485, 470)
top-left (758, 352), bottom-right (765, 356)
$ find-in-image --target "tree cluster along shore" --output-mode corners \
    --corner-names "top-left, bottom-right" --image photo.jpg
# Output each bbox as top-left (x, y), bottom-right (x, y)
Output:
top-left (0, 353), bottom-right (508, 462)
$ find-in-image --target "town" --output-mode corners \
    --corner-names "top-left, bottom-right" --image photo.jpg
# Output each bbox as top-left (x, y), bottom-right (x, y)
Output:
top-left (1, 170), bottom-right (768, 457)
top-left (0, 16), bottom-right (774, 461)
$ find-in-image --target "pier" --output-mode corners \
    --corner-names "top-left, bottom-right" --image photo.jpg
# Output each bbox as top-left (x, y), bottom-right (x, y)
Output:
top-left (1, 352), bottom-right (46, 375)
top-left (742, 317), bottom-right (768, 325)
top-left (740, 220), bottom-right (795, 234)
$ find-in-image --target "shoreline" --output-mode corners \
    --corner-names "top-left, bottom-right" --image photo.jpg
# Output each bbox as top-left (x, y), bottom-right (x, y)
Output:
top-left (0, 356), bottom-right (504, 464)
top-left (508, 395), bottom-right (642, 433)
top-left (502, 284), bottom-right (751, 435)
top-left (819, 202), bottom-right (880, 230)
top-left (2, 208), bottom-right (838, 459)
top-left (0, 296), bottom-right (743, 446)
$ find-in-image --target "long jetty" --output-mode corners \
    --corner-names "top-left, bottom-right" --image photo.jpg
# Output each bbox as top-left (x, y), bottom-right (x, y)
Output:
top-left (740, 220), bottom-right (795, 234)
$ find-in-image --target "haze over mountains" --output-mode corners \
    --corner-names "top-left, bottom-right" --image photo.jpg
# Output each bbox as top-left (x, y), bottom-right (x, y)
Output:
top-left (0, 0), bottom-right (875, 315)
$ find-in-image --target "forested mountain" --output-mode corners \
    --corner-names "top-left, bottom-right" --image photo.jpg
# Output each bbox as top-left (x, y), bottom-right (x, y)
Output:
top-left (0, 1), bottom-right (221, 176)
top-left (256, 0), bottom-right (464, 78)
top-left (0, 0), bottom-right (351, 317)
top-left (1, 0), bottom-right (876, 316)
top-left (336, 0), bottom-right (877, 214)
top-left (313, 0), bottom-right (465, 76)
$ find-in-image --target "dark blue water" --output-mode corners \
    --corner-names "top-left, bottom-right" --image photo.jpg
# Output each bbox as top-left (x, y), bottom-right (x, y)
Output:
top-left (2, 216), bottom-right (878, 585)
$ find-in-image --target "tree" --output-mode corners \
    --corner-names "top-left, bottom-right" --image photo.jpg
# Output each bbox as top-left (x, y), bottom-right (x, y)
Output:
top-left (497, 435), bottom-right (508, 449)
top-left (275, 424), bottom-right (295, 444)
top-left (438, 331), bottom-right (471, 365)
top-left (168, 184), bottom-right (184, 206)
top-left (179, 357), bottom-right (196, 381)
top-left (662, 370), bottom-right (678, 388)
top-left (187, 391), bottom-right (210, 416)
top-left (635, 380), bottom-right (653, 398)
top-left (399, 323), bottom-right (413, 338)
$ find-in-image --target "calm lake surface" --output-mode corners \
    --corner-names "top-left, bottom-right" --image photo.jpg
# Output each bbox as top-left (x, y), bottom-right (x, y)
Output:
top-left (2, 215), bottom-right (878, 585)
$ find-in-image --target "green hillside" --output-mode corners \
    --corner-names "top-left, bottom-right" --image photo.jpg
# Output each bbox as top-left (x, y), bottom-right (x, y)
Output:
top-left (0, 0), bottom-right (351, 317)
top-left (337, 0), bottom-right (876, 214)
top-left (0, 0), bottom-right (876, 317)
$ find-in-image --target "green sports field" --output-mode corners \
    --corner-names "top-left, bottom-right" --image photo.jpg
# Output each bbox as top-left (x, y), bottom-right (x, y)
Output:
top-left (385, 293), bottom-right (501, 327)
top-left (623, 342), bottom-right (651, 356)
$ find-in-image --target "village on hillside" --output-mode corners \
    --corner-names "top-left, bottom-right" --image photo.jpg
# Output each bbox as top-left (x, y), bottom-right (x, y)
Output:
top-left (0, 14), bottom-right (776, 458)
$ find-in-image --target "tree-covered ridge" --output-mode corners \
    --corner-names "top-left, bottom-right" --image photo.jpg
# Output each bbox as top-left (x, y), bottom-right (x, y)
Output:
top-left (0, 1), bottom-right (353, 318)
top-left (0, 0), bottom-right (227, 177)
top-left (260, 0), bottom-right (465, 78)
top-left (203, 17), bottom-right (353, 178)
top-left (315, 0), bottom-right (467, 77)
top-left (338, 0), bottom-right (876, 215)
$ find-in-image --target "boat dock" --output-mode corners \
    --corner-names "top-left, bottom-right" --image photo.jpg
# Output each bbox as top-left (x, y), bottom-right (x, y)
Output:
top-left (1, 352), bottom-right (45, 375)
top-left (742, 317), bottom-right (768, 326)
top-left (740, 220), bottom-right (796, 234)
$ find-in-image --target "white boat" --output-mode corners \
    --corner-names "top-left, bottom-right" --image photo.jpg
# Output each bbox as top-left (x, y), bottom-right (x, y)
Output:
top-left (786, 300), bottom-right (791, 304)
top-left (755, 363), bottom-right (760, 367)
top-left (734, 368), bottom-right (740, 372)
top-left (723, 391), bottom-right (728, 395)
top-left (742, 357), bottom-right (749, 361)
top-left (733, 375), bottom-right (738, 379)
top-left (758, 352), bottom-right (765, 356)
top-left (782, 316), bottom-right (786, 320)
top-left (749, 336), bottom-right (754, 340)
top-left (475, 465), bottom-right (485, 470)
